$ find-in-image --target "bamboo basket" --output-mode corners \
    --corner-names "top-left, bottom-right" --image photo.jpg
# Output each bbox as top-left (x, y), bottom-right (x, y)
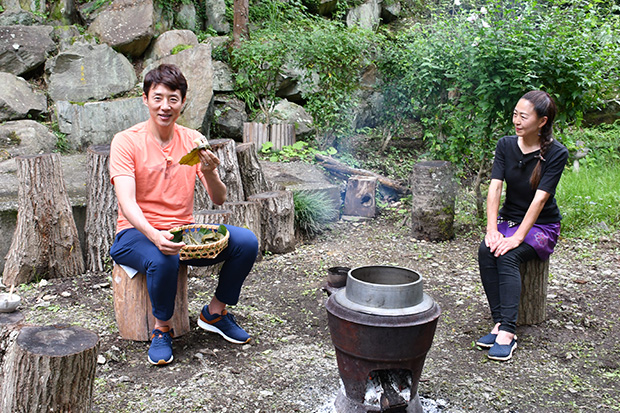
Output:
top-left (170, 224), bottom-right (229, 260)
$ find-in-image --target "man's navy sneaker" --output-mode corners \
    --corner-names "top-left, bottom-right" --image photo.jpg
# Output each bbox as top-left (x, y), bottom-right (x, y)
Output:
top-left (488, 339), bottom-right (517, 361)
top-left (198, 306), bottom-right (251, 344)
top-left (148, 328), bottom-right (174, 365)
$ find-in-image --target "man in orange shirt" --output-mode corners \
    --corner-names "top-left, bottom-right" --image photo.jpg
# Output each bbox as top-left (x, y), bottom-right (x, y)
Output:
top-left (109, 64), bottom-right (258, 365)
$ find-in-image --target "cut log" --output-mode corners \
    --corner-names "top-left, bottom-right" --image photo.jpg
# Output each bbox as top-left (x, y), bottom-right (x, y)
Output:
top-left (518, 259), bottom-right (549, 325)
top-left (194, 209), bottom-right (232, 225)
top-left (112, 264), bottom-right (190, 341)
top-left (247, 191), bottom-right (295, 254)
top-left (1, 325), bottom-right (99, 413)
top-left (3, 153), bottom-right (84, 286)
top-left (243, 122), bottom-right (269, 152)
top-left (343, 175), bottom-right (377, 218)
top-left (215, 201), bottom-right (263, 256)
top-left (409, 160), bottom-right (457, 241)
top-left (269, 123), bottom-right (295, 150)
top-left (315, 153), bottom-right (409, 197)
top-left (85, 144), bottom-right (117, 273)
top-left (0, 311), bottom-right (24, 391)
top-left (236, 142), bottom-right (270, 198)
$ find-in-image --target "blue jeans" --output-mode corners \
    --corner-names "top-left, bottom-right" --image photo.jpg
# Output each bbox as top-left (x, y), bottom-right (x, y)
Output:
top-left (478, 240), bottom-right (538, 334)
top-left (110, 225), bottom-right (258, 322)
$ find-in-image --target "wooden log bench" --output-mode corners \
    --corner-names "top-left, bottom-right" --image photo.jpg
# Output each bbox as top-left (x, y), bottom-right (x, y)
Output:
top-left (517, 258), bottom-right (550, 325)
top-left (112, 264), bottom-right (190, 341)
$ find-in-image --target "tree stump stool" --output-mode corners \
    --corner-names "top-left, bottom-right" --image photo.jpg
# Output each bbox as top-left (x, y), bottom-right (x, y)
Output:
top-left (518, 258), bottom-right (550, 325)
top-left (247, 191), bottom-right (295, 254)
top-left (236, 142), bottom-right (269, 198)
top-left (112, 264), bottom-right (190, 341)
top-left (409, 160), bottom-right (457, 241)
top-left (343, 175), bottom-right (377, 218)
top-left (1, 325), bottom-right (99, 413)
top-left (216, 200), bottom-right (263, 256)
top-left (0, 311), bottom-right (24, 390)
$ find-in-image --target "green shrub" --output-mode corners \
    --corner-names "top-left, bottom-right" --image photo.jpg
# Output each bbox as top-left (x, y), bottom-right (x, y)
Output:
top-left (293, 190), bottom-right (339, 238)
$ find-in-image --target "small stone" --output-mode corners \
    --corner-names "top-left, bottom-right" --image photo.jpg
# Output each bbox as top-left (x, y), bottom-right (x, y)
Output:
top-left (194, 352), bottom-right (204, 360)
top-left (39, 279), bottom-right (49, 287)
top-left (61, 291), bottom-right (71, 298)
top-left (97, 355), bottom-right (106, 365)
top-left (42, 294), bottom-right (57, 301)
top-left (242, 344), bottom-right (252, 351)
top-left (259, 390), bottom-right (273, 397)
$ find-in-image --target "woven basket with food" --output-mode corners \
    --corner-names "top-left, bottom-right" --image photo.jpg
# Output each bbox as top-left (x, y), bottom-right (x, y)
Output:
top-left (170, 224), bottom-right (229, 260)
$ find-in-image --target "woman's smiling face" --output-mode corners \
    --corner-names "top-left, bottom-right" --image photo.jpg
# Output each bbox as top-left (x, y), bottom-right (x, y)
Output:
top-left (512, 98), bottom-right (547, 141)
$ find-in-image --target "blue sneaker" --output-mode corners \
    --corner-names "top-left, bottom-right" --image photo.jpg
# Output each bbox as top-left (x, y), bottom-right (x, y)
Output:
top-left (476, 333), bottom-right (497, 349)
top-left (148, 328), bottom-right (174, 365)
top-left (198, 306), bottom-right (251, 344)
top-left (488, 339), bottom-right (517, 361)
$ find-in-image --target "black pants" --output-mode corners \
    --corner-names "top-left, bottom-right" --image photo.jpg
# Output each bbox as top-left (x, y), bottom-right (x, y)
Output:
top-left (478, 240), bottom-right (538, 334)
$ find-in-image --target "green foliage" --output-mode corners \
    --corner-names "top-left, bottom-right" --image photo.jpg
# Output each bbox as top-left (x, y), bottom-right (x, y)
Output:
top-left (379, 0), bottom-right (620, 177)
top-left (560, 121), bottom-right (620, 169)
top-left (293, 190), bottom-right (339, 237)
top-left (171, 44), bottom-right (193, 55)
top-left (260, 141), bottom-right (336, 163)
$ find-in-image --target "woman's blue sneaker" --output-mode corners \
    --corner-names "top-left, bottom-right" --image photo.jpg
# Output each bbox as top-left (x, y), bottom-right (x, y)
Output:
top-left (476, 333), bottom-right (497, 349)
top-left (198, 306), bottom-right (251, 344)
top-left (488, 339), bottom-right (517, 361)
top-left (148, 328), bottom-right (174, 365)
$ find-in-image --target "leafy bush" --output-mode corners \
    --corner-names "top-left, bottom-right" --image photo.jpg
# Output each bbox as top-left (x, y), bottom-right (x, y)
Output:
top-left (293, 190), bottom-right (339, 238)
top-left (260, 141), bottom-right (337, 163)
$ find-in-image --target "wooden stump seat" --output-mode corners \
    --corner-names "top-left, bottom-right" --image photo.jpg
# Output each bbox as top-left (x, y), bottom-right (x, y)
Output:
top-left (517, 258), bottom-right (550, 325)
top-left (112, 264), bottom-right (190, 341)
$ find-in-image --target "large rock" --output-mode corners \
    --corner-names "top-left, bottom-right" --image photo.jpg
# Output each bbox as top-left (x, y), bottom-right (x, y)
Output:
top-left (51, 25), bottom-right (95, 52)
top-left (346, 0), bottom-right (382, 30)
top-left (175, 2), bottom-right (198, 31)
top-left (381, 0), bottom-right (401, 23)
top-left (45, 43), bottom-right (137, 102)
top-left (55, 98), bottom-right (149, 150)
top-left (1, 0), bottom-right (45, 14)
top-left (0, 10), bottom-right (43, 25)
top-left (87, 0), bottom-right (154, 57)
top-left (152, 2), bottom-right (175, 36)
top-left (0, 72), bottom-right (47, 122)
top-left (0, 120), bottom-right (58, 159)
top-left (143, 43), bottom-right (213, 132)
top-left (0, 25), bottom-right (56, 76)
top-left (205, 0), bottom-right (229, 34)
top-left (213, 61), bottom-right (234, 92)
top-left (143, 29), bottom-right (199, 66)
top-left (211, 95), bottom-right (247, 140)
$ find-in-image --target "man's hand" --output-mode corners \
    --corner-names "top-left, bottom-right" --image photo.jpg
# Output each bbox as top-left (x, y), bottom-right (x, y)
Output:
top-left (199, 149), bottom-right (220, 175)
top-left (153, 230), bottom-right (185, 255)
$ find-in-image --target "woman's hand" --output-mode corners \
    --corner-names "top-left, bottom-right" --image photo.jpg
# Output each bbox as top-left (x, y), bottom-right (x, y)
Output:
top-left (153, 231), bottom-right (185, 255)
top-left (485, 229), bottom-right (503, 250)
top-left (491, 236), bottom-right (522, 257)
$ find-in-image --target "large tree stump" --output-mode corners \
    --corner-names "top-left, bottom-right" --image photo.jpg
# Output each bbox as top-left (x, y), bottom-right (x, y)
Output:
top-left (85, 144), bottom-right (117, 273)
top-left (343, 175), bottom-right (377, 218)
top-left (3, 153), bottom-right (84, 286)
top-left (1, 325), bottom-right (99, 413)
top-left (215, 201), bottom-right (263, 258)
top-left (518, 258), bottom-right (550, 325)
top-left (247, 191), bottom-right (295, 254)
top-left (0, 311), bottom-right (24, 391)
top-left (235, 142), bottom-right (269, 198)
top-left (409, 160), bottom-right (457, 241)
top-left (112, 264), bottom-right (190, 341)
top-left (195, 139), bottom-right (245, 211)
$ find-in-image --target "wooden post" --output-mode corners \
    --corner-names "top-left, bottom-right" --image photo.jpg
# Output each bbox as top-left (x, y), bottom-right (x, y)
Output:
top-left (235, 142), bottom-right (270, 198)
top-left (1, 325), bottom-right (99, 413)
top-left (409, 160), bottom-right (457, 241)
top-left (112, 264), bottom-right (190, 341)
top-left (3, 153), bottom-right (84, 286)
top-left (518, 259), bottom-right (550, 325)
top-left (243, 122), bottom-right (269, 152)
top-left (343, 175), bottom-right (377, 218)
top-left (85, 144), bottom-right (117, 273)
top-left (247, 191), bottom-right (295, 254)
top-left (269, 123), bottom-right (295, 150)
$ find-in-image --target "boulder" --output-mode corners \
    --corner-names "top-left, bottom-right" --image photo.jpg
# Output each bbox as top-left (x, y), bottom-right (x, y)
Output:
top-left (51, 25), bottom-right (97, 51)
top-left (0, 10), bottom-right (43, 25)
top-left (87, 0), bottom-right (154, 57)
top-left (1, 0), bottom-right (45, 14)
top-left (213, 61), bottom-right (234, 92)
top-left (143, 29), bottom-right (199, 66)
top-left (0, 25), bottom-right (56, 77)
top-left (55, 98), bottom-right (149, 150)
top-left (205, 0), bottom-right (229, 34)
top-left (211, 95), bottom-right (247, 140)
top-left (346, 0), bottom-right (382, 30)
top-left (381, 0), bottom-right (401, 23)
top-left (0, 120), bottom-right (58, 159)
top-left (175, 2), bottom-right (199, 31)
top-left (0, 72), bottom-right (47, 122)
top-left (152, 2), bottom-right (175, 36)
top-left (45, 43), bottom-right (137, 102)
top-left (143, 43), bottom-right (213, 132)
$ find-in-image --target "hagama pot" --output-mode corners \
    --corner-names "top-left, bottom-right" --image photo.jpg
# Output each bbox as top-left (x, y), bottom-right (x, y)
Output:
top-left (326, 265), bottom-right (441, 412)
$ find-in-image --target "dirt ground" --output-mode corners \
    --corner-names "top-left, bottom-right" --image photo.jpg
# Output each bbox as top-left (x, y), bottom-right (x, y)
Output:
top-left (3, 215), bottom-right (620, 412)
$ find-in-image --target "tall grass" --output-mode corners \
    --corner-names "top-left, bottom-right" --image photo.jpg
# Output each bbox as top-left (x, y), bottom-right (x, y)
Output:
top-left (556, 163), bottom-right (620, 239)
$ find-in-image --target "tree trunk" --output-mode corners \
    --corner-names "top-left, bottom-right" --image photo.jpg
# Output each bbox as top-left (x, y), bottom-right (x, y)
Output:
top-left (232, 0), bottom-right (249, 49)
top-left (518, 259), bottom-right (549, 325)
top-left (194, 209), bottom-right (232, 225)
top-left (343, 175), bottom-right (377, 218)
top-left (248, 191), bottom-right (295, 254)
top-left (85, 144), bottom-right (117, 273)
top-left (0, 311), bottom-right (24, 392)
top-left (1, 325), bottom-right (99, 413)
top-left (215, 200), bottom-right (263, 256)
top-left (236, 142), bottom-right (269, 198)
top-left (3, 154), bottom-right (84, 286)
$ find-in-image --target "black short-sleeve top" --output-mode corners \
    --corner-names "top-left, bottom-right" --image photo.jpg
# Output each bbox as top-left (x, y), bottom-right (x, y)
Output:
top-left (490, 135), bottom-right (569, 224)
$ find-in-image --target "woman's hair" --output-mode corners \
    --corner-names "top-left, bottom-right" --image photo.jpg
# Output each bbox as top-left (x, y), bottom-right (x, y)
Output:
top-left (143, 64), bottom-right (188, 100)
top-left (521, 90), bottom-right (557, 189)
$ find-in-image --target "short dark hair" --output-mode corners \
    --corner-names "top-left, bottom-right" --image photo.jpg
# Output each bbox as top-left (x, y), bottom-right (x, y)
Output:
top-left (143, 64), bottom-right (188, 100)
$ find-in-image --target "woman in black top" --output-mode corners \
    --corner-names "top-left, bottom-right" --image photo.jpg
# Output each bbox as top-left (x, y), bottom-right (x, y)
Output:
top-left (477, 91), bottom-right (569, 361)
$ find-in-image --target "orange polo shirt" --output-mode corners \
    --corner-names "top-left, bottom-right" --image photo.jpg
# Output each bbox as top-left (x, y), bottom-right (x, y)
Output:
top-left (109, 121), bottom-right (205, 233)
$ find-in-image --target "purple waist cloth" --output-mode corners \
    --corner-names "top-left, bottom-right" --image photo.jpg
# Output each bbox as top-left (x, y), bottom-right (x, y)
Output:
top-left (497, 219), bottom-right (561, 261)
